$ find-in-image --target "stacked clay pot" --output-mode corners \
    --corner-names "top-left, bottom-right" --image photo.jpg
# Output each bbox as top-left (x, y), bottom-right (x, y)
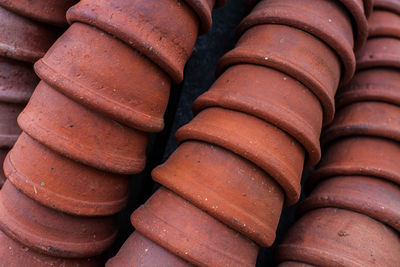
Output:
top-left (108, 0), bottom-right (370, 266)
top-left (0, 0), bottom-right (223, 265)
top-left (275, 4), bottom-right (400, 266)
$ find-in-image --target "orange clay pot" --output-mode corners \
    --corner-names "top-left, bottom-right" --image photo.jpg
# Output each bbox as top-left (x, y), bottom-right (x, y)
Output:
top-left (4, 133), bottom-right (130, 216)
top-left (176, 107), bottom-right (305, 205)
top-left (0, 102), bottom-right (23, 148)
top-left (131, 187), bottom-right (258, 267)
top-left (368, 10), bottom-right (400, 38)
top-left (18, 81), bottom-right (148, 174)
top-left (374, 0), bottom-right (400, 15)
top-left (152, 140), bottom-right (284, 247)
top-left (106, 231), bottom-right (192, 267)
top-left (219, 24), bottom-right (341, 124)
top-left (35, 22), bottom-right (171, 132)
top-left (193, 64), bottom-right (323, 167)
top-left (275, 208), bottom-right (400, 266)
top-left (356, 37), bottom-right (400, 69)
top-left (0, 180), bottom-right (117, 258)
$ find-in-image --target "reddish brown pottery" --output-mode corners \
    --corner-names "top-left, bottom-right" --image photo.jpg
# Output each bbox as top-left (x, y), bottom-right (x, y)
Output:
top-left (0, 102), bottom-right (23, 148)
top-left (106, 231), bottom-right (192, 267)
top-left (35, 22), bottom-right (171, 132)
top-left (340, 0), bottom-right (369, 50)
top-left (237, 0), bottom-right (356, 85)
top-left (219, 24), bottom-right (341, 124)
top-left (0, 180), bottom-right (117, 258)
top-left (152, 140), bottom-right (284, 247)
top-left (356, 37), bottom-right (400, 69)
top-left (278, 262), bottom-right (316, 267)
top-left (193, 64), bottom-right (323, 167)
top-left (275, 208), bottom-right (400, 266)
top-left (368, 10), bottom-right (400, 38)
top-left (0, 0), bottom-right (78, 27)
top-left (176, 107), bottom-right (305, 205)
top-left (4, 133), bottom-right (130, 216)
top-left (374, 0), bottom-right (400, 15)
top-left (18, 81), bottom-right (148, 174)
top-left (0, 149), bottom-right (7, 187)
top-left (131, 187), bottom-right (259, 267)
top-left (300, 176), bottom-right (400, 232)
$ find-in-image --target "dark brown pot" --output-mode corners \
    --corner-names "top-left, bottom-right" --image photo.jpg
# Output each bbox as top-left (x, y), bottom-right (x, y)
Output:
top-left (35, 22), bottom-right (171, 133)
top-left (374, 0), bottom-right (400, 15)
top-left (4, 133), bottom-right (130, 216)
top-left (219, 24), bottom-right (341, 124)
top-left (0, 180), bottom-right (117, 258)
top-left (0, 0), bottom-right (78, 27)
top-left (176, 107), bottom-right (305, 205)
top-left (300, 176), bottom-right (400, 232)
top-left (106, 231), bottom-right (192, 267)
top-left (18, 81), bottom-right (148, 174)
top-left (131, 187), bottom-right (259, 267)
top-left (0, 6), bottom-right (59, 63)
top-left (193, 64), bottom-right (323, 167)
top-left (356, 37), bottom-right (400, 69)
top-left (237, 0), bottom-right (355, 85)
top-left (0, 56), bottom-right (38, 104)
top-left (152, 140), bottom-right (284, 247)
top-left (369, 10), bottom-right (400, 38)
top-left (275, 208), bottom-right (400, 266)
top-left (66, 0), bottom-right (199, 83)
top-left (0, 102), bottom-right (23, 148)
top-left (0, 148), bottom-right (7, 188)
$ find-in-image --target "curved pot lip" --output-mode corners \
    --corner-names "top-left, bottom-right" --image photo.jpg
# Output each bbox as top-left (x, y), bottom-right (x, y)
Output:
top-left (368, 10), bottom-right (400, 39)
top-left (374, 0), bottom-right (400, 15)
top-left (356, 37), bottom-right (400, 70)
top-left (364, 0), bottom-right (374, 17)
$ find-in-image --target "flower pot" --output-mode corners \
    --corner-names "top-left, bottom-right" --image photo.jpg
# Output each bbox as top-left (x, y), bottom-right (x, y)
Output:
top-left (131, 187), bottom-right (258, 267)
top-left (0, 148), bottom-right (7, 188)
top-left (185, 0), bottom-right (224, 33)
top-left (322, 101), bottom-right (400, 146)
top-left (0, 0), bottom-right (78, 27)
top-left (0, 180), bottom-right (118, 258)
top-left (368, 10), bottom-right (400, 38)
top-left (66, 0), bottom-right (199, 83)
top-left (374, 0), bottom-right (400, 15)
top-left (275, 208), bottom-right (400, 266)
top-left (0, 102), bottom-right (23, 148)
top-left (4, 132), bottom-right (130, 216)
top-left (35, 22), bottom-right (171, 132)
top-left (106, 231), bottom-right (192, 267)
top-left (218, 24), bottom-right (341, 124)
top-left (152, 140), bottom-right (284, 247)
top-left (0, 6), bottom-right (59, 63)
top-left (335, 68), bottom-right (400, 108)
top-left (300, 176), bottom-right (400, 232)
top-left (176, 107), bottom-right (305, 205)
top-left (356, 37), bottom-right (400, 69)
top-left (18, 81), bottom-right (148, 174)
top-left (193, 64), bottom-right (323, 167)
top-left (0, 56), bottom-right (38, 103)
top-left (237, 0), bottom-right (355, 85)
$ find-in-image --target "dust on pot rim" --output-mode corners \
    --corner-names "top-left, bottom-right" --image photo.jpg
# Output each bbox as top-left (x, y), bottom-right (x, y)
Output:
top-left (356, 37), bottom-right (400, 70)
top-left (194, 64), bottom-right (323, 167)
top-left (0, 102), bottom-right (23, 148)
top-left (237, 0), bottom-right (356, 85)
top-left (0, 180), bottom-right (118, 258)
top-left (66, 0), bottom-right (199, 83)
top-left (35, 22), bottom-right (171, 133)
top-left (374, 0), bottom-right (400, 15)
top-left (18, 81), bottom-right (148, 175)
top-left (368, 10), bottom-right (400, 38)
top-left (218, 24), bottom-right (341, 125)
top-left (4, 132), bottom-right (130, 216)
top-left (131, 187), bottom-right (259, 267)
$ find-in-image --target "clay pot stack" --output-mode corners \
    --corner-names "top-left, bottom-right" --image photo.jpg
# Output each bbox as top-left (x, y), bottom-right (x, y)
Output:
top-left (275, 3), bottom-right (400, 266)
top-left (108, 0), bottom-right (370, 266)
top-left (0, 0), bottom-right (224, 265)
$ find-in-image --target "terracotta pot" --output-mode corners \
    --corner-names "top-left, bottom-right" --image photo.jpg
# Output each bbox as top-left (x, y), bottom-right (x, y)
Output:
top-left (237, 0), bottom-right (355, 85)
top-left (193, 64), bottom-right (323, 167)
top-left (152, 140), bottom-right (284, 247)
top-left (0, 0), bottom-right (78, 27)
top-left (310, 137), bottom-right (400, 187)
top-left (0, 56), bottom-right (38, 103)
top-left (368, 10), bottom-right (400, 38)
top-left (0, 6), bottom-right (59, 63)
top-left (66, 0), bottom-right (199, 83)
top-left (219, 24), bottom-right (341, 124)
top-left (4, 132), bottom-right (130, 216)
top-left (335, 68), bottom-right (400, 108)
top-left (176, 107), bottom-right (305, 205)
top-left (275, 208), bottom-right (400, 266)
top-left (35, 22), bottom-right (171, 133)
top-left (356, 37), bottom-right (400, 69)
top-left (0, 148), bottom-right (7, 188)
top-left (278, 262), bottom-right (316, 267)
top-left (300, 176), bottom-right (400, 232)
top-left (106, 231), bottom-right (192, 267)
top-left (131, 187), bottom-right (258, 267)
top-left (364, 0), bottom-right (373, 17)
top-left (185, 0), bottom-right (223, 33)
top-left (0, 180), bottom-right (117, 258)
top-left (374, 0), bottom-right (400, 15)
top-left (0, 229), bottom-right (102, 267)
top-left (18, 81), bottom-right (148, 174)
top-left (0, 102), bottom-right (23, 148)
top-left (322, 101), bottom-right (400, 146)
